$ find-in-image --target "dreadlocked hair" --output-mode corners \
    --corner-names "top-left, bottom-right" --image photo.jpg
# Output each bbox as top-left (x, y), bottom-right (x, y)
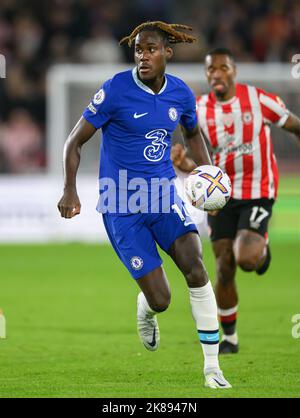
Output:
top-left (119, 21), bottom-right (197, 47)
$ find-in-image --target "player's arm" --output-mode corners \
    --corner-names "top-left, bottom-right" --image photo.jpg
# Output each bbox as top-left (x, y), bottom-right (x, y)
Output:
top-left (259, 89), bottom-right (300, 144)
top-left (176, 88), bottom-right (212, 170)
top-left (171, 143), bottom-right (197, 172)
top-left (181, 124), bottom-right (212, 167)
top-left (282, 112), bottom-right (300, 143)
top-left (57, 117), bottom-right (96, 218)
top-left (171, 126), bottom-right (212, 173)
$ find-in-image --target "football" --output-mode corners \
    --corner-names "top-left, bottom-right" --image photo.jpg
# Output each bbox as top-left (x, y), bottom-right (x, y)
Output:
top-left (184, 165), bottom-right (231, 211)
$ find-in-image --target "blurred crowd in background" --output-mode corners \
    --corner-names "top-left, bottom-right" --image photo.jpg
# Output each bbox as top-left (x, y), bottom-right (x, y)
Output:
top-left (0, 0), bottom-right (299, 173)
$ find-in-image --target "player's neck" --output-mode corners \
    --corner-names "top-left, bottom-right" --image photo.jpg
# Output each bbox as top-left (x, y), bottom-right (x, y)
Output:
top-left (137, 73), bottom-right (165, 94)
top-left (215, 85), bottom-right (236, 102)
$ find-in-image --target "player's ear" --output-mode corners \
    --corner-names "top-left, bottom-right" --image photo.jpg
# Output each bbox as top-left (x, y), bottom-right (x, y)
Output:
top-left (165, 46), bottom-right (173, 61)
top-left (232, 63), bottom-right (237, 78)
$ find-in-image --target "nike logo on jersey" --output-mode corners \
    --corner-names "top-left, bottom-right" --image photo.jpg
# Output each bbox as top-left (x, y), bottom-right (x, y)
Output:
top-left (134, 112), bottom-right (148, 119)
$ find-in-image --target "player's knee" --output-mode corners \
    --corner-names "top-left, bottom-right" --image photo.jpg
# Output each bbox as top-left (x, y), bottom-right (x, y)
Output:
top-left (185, 256), bottom-right (208, 287)
top-left (236, 253), bottom-right (259, 272)
top-left (149, 293), bottom-right (171, 313)
top-left (235, 231), bottom-right (266, 272)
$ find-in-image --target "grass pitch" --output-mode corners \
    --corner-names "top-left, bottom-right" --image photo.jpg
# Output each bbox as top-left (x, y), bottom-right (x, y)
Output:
top-left (0, 240), bottom-right (299, 398)
top-left (0, 176), bottom-right (299, 398)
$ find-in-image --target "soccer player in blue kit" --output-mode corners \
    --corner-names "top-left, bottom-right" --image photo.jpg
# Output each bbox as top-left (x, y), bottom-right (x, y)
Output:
top-left (57, 21), bottom-right (231, 389)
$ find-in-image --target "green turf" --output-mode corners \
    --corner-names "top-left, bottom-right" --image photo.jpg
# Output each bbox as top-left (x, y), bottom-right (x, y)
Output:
top-left (0, 240), bottom-right (300, 398)
top-left (0, 176), bottom-right (299, 398)
top-left (270, 176), bottom-right (300, 241)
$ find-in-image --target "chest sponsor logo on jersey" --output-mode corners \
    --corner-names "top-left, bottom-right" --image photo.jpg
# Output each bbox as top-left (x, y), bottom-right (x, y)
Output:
top-left (168, 107), bottom-right (178, 121)
top-left (213, 142), bottom-right (253, 156)
top-left (143, 129), bottom-right (168, 162)
top-left (93, 89), bottom-right (105, 105)
top-left (242, 111), bottom-right (253, 125)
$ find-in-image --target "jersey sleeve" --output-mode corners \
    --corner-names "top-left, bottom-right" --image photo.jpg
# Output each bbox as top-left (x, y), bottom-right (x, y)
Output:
top-left (82, 79), bottom-right (114, 129)
top-left (179, 86), bottom-right (198, 131)
top-left (258, 88), bottom-right (290, 127)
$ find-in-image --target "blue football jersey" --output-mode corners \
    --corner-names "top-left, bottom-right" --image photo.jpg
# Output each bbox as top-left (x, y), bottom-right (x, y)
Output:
top-left (82, 67), bottom-right (197, 213)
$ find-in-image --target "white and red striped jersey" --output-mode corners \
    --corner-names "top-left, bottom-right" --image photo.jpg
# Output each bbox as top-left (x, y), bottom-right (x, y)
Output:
top-left (196, 83), bottom-right (290, 200)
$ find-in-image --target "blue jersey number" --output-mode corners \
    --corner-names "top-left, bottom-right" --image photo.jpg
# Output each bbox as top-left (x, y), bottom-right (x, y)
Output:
top-left (143, 129), bottom-right (168, 162)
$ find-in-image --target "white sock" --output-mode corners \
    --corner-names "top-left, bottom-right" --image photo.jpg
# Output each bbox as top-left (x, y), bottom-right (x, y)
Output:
top-left (218, 306), bottom-right (238, 344)
top-left (222, 332), bottom-right (238, 345)
top-left (138, 292), bottom-right (156, 317)
top-left (189, 281), bottom-right (220, 373)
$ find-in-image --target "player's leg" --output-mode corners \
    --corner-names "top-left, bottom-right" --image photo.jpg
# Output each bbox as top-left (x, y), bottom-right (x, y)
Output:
top-left (102, 213), bottom-right (170, 351)
top-left (151, 206), bottom-right (231, 388)
top-left (213, 239), bottom-right (237, 309)
top-left (234, 229), bottom-right (266, 272)
top-left (208, 201), bottom-right (239, 354)
top-left (234, 199), bottom-right (274, 275)
top-left (168, 232), bottom-right (231, 388)
top-left (137, 266), bottom-right (171, 313)
top-left (212, 239), bottom-right (239, 354)
top-left (135, 266), bottom-right (171, 351)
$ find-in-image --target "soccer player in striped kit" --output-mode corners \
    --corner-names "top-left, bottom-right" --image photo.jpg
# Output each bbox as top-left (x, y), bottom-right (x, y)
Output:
top-left (173, 47), bottom-right (300, 354)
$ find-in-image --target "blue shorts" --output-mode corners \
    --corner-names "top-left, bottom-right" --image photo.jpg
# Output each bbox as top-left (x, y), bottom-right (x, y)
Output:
top-left (102, 206), bottom-right (198, 280)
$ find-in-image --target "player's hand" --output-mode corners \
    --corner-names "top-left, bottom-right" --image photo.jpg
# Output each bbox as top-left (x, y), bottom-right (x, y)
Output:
top-left (171, 143), bottom-right (197, 173)
top-left (57, 188), bottom-right (81, 218)
top-left (171, 143), bottom-right (186, 167)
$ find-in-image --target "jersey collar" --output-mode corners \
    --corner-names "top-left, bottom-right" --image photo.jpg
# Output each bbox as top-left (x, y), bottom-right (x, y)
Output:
top-left (132, 67), bottom-right (167, 95)
top-left (215, 95), bottom-right (237, 105)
